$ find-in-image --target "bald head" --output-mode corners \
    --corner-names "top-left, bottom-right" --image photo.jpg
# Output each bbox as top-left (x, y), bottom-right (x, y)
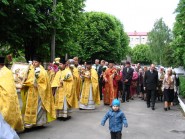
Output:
top-left (150, 64), bottom-right (155, 71)
top-left (73, 57), bottom-right (79, 67)
top-left (95, 59), bottom-right (99, 65)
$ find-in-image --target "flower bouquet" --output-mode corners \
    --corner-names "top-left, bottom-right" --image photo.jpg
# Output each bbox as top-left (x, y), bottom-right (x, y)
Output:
top-left (35, 67), bottom-right (41, 79)
top-left (63, 72), bottom-right (71, 81)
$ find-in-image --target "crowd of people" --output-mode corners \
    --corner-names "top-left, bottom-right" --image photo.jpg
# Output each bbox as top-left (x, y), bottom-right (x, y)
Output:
top-left (97, 60), bottom-right (179, 111)
top-left (0, 55), bottom-right (180, 138)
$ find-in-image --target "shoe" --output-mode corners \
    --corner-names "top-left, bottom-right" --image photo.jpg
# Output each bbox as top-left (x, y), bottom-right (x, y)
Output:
top-left (60, 116), bottom-right (71, 121)
top-left (24, 124), bottom-right (33, 129)
top-left (164, 108), bottom-right (167, 111)
top-left (126, 100), bottom-right (129, 102)
top-left (152, 107), bottom-right (155, 110)
top-left (104, 103), bottom-right (110, 105)
top-left (147, 105), bottom-right (150, 108)
top-left (168, 107), bottom-right (170, 110)
top-left (131, 98), bottom-right (134, 100)
top-left (67, 116), bottom-right (71, 120)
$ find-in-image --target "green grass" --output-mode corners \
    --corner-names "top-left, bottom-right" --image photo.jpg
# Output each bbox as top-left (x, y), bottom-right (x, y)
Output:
top-left (179, 76), bottom-right (185, 98)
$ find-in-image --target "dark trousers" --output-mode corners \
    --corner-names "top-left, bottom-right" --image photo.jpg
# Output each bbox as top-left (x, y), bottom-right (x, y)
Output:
top-left (110, 131), bottom-right (122, 139)
top-left (122, 84), bottom-right (130, 101)
top-left (146, 89), bottom-right (156, 108)
top-left (99, 78), bottom-right (103, 100)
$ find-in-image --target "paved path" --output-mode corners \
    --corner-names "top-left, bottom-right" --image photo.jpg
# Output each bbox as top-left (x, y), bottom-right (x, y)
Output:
top-left (19, 98), bottom-right (185, 139)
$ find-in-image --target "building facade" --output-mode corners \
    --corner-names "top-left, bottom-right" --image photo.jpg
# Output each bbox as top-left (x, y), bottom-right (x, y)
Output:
top-left (127, 31), bottom-right (148, 48)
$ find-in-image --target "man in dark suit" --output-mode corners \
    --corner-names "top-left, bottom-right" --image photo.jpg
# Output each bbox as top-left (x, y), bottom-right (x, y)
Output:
top-left (122, 61), bottom-right (134, 102)
top-left (144, 64), bottom-right (158, 110)
top-left (98, 60), bottom-right (105, 100)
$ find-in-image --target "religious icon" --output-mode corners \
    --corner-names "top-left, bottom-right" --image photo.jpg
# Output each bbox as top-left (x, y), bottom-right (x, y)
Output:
top-left (11, 63), bottom-right (30, 89)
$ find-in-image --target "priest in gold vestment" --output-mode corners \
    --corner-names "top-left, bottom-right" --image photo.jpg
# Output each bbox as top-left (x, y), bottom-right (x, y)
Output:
top-left (22, 56), bottom-right (56, 128)
top-left (73, 57), bottom-right (82, 100)
top-left (51, 59), bottom-right (70, 119)
top-left (52, 59), bottom-right (79, 120)
top-left (62, 59), bottom-right (79, 109)
top-left (0, 56), bottom-right (24, 132)
top-left (79, 61), bottom-right (100, 110)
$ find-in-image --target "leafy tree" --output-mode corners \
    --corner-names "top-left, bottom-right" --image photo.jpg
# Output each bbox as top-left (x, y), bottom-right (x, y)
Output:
top-left (125, 45), bottom-right (133, 57)
top-left (0, 0), bottom-right (85, 62)
top-left (171, 0), bottom-right (185, 67)
top-left (148, 18), bottom-right (172, 65)
top-left (78, 12), bottom-right (129, 62)
top-left (131, 44), bottom-right (152, 64)
top-left (162, 44), bottom-right (174, 67)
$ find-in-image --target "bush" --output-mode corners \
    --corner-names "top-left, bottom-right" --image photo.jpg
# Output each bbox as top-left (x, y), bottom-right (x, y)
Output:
top-left (179, 76), bottom-right (185, 98)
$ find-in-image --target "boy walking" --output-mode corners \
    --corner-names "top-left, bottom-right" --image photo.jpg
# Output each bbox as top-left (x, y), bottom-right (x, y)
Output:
top-left (101, 99), bottom-right (128, 139)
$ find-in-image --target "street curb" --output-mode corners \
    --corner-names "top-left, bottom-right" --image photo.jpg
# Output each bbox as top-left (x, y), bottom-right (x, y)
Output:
top-left (178, 96), bottom-right (185, 115)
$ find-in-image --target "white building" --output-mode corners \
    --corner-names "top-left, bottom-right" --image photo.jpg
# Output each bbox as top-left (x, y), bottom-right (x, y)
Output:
top-left (127, 31), bottom-right (148, 48)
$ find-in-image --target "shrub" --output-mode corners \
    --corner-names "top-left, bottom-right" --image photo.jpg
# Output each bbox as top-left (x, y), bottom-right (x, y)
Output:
top-left (179, 76), bottom-right (185, 98)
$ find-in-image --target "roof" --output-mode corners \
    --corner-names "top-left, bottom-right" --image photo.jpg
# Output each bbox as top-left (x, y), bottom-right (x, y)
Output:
top-left (127, 32), bottom-right (148, 36)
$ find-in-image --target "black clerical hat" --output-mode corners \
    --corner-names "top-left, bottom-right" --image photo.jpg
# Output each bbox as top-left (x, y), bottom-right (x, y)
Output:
top-left (32, 55), bottom-right (42, 62)
top-left (60, 57), bottom-right (66, 64)
top-left (109, 60), bottom-right (115, 64)
top-left (86, 61), bottom-right (92, 65)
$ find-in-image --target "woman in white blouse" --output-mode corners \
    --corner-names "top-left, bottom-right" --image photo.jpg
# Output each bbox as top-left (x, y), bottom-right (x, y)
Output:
top-left (163, 68), bottom-right (175, 111)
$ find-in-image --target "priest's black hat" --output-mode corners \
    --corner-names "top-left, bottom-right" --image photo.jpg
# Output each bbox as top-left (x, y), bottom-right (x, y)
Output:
top-left (32, 55), bottom-right (42, 62)
top-left (0, 56), bottom-right (5, 64)
top-left (60, 57), bottom-right (66, 64)
top-left (109, 60), bottom-right (115, 64)
top-left (86, 61), bottom-right (92, 65)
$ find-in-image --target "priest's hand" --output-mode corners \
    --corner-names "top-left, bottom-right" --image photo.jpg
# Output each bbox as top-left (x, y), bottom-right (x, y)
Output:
top-left (60, 80), bottom-right (64, 86)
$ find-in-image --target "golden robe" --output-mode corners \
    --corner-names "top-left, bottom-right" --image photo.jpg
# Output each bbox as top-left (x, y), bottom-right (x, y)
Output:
top-left (47, 69), bottom-right (55, 85)
top-left (80, 69), bottom-right (100, 105)
top-left (73, 67), bottom-right (82, 100)
top-left (61, 67), bottom-right (79, 108)
top-left (21, 65), bottom-right (33, 115)
top-left (51, 70), bottom-right (65, 109)
top-left (0, 66), bottom-right (24, 132)
top-left (23, 65), bottom-right (56, 125)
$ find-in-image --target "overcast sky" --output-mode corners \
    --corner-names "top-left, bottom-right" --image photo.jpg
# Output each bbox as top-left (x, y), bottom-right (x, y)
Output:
top-left (84, 0), bottom-right (179, 32)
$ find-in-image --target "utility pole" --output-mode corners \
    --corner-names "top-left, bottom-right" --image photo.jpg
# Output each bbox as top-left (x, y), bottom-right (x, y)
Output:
top-left (51, 0), bottom-right (56, 62)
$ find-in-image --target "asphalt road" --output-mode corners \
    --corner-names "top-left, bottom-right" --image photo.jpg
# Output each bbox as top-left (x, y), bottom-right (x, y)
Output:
top-left (18, 98), bottom-right (185, 139)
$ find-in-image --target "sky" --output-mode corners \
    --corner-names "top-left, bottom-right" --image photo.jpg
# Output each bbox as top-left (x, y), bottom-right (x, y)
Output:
top-left (84, 0), bottom-right (180, 32)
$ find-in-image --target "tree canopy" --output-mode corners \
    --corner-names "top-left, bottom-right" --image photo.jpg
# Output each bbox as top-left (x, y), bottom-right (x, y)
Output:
top-left (78, 12), bottom-right (129, 62)
top-left (171, 0), bottom-right (185, 67)
top-left (0, 2), bottom-right (129, 63)
top-left (147, 18), bottom-right (172, 65)
top-left (131, 44), bottom-right (152, 64)
top-left (0, 0), bottom-right (85, 62)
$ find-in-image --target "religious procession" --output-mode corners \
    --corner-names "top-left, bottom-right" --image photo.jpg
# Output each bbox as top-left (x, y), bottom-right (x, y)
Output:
top-left (0, 55), bottom-right (181, 139)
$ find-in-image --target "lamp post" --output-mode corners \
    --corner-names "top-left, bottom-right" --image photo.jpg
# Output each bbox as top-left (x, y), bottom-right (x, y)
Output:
top-left (51, 0), bottom-right (56, 62)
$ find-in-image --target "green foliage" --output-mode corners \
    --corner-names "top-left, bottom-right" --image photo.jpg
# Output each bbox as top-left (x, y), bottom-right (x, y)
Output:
top-left (125, 46), bottom-right (133, 56)
top-left (162, 44), bottom-right (175, 67)
top-left (55, 0), bottom-right (85, 58)
top-left (131, 44), bottom-right (152, 64)
top-left (172, 0), bottom-right (185, 67)
top-left (0, 0), bottom-right (85, 62)
top-left (0, 1), bottom-right (129, 63)
top-left (78, 12), bottom-right (129, 62)
top-left (148, 18), bottom-right (172, 65)
top-left (179, 76), bottom-right (185, 98)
